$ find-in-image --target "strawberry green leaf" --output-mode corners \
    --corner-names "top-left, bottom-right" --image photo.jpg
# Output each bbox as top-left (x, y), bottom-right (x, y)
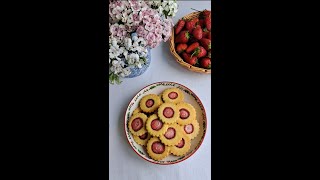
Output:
top-left (191, 48), bottom-right (199, 57)
top-left (186, 32), bottom-right (190, 39)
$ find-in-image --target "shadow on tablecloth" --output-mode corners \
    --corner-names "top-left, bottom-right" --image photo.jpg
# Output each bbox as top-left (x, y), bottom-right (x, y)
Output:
top-left (118, 99), bottom-right (146, 162)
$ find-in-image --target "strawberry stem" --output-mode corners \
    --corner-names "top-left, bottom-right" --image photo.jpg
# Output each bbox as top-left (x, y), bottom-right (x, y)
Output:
top-left (191, 48), bottom-right (199, 58)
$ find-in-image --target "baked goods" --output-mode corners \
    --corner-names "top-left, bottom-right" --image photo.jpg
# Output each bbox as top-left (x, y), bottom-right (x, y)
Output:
top-left (182, 119), bottom-right (200, 140)
top-left (169, 134), bottom-right (191, 156)
top-left (139, 94), bottom-right (161, 113)
top-left (146, 114), bottom-right (169, 137)
top-left (159, 124), bottom-right (183, 146)
top-left (133, 132), bottom-right (151, 146)
top-left (157, 103), bottom-right (179, 124)
top-left (133, 107), bottom-right (142, 115)
top-left (128, 88), bottom-right (200, 161)
top-left (161, 88), bottom-right (184, 104)
top-left (176, 102), bottom-right (196, 125)
top-left (146, 137), bottom-right (170, 161)
top-left (128, 113), bottom-right (148, 136)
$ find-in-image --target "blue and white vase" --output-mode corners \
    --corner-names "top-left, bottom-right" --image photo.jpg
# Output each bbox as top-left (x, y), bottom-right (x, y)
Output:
top-left (125, 33), bottom-right (151, 78)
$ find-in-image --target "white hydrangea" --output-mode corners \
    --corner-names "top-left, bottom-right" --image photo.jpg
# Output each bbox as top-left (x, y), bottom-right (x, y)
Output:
top-left (139, 47), bottom-right (148, 57)
top-left (109, 32), bottom-right (148, 83)
top-left (150, 0), bottom-right (178, 18)
top-left (110, 59), bottom-right (125, 74)
top-left (124, 37), bottom-right (132, 49)
top-left (119, 67), bottom-right (131, 77)
top-left (127, 53), bottom-right (140, 65)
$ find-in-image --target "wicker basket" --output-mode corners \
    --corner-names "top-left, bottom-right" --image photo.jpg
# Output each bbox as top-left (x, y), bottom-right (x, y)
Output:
top-left (169, 11), bottom-right (211, 74)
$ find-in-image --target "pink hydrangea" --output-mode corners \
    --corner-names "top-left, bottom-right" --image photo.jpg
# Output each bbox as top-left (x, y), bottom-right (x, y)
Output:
top-left (109, 0), bottom-right (176, 49)
top-left (132, 12), bottom-right (142, 25)
top-left (110, 24), bottom-right (119, 36)
top-left (145, 22), bottom-right (155, 32)
top-left (136, 26), bottom-right (145, 36)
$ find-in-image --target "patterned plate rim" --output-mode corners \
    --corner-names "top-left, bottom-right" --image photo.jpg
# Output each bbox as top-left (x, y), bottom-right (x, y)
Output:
top-left (124, 81), bottom-right (208, 165)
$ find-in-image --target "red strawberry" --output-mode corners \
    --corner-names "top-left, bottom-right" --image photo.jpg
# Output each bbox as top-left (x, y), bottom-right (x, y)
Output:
top-left (176, 44), bottom-right (188, 54)
top-left (188, 56), bottom-right (198, 65)
top-left (200, 10), bottom-right (211, 19)
top-left (192, 25), bottom-right (203, 40)
top-left (207, 33), bottom-right (211, 40)
top-left (202, 28), bottom-right (209, 38)
top-left (199, 19), bottom-right (205, 27)
top-left (199, 38), bottom-right (211, 51)
top-left (185, 18), bottom-right (199, 32)
top-left (181, 52), bottom-right (190, 61)
top-left (175, 19), bottom-right (185, 35)
top-left (188, 37), bottom-right (198, 44)
top-left (186, 42), bottom-right (199, 53)
top-left (200, 58), bottom-right (211, 69)
top-left (175, 31), bottom-right (190, 43)
top-left (191, 46), bottom-right (207, 58)
top-left (182, 52), bottom-right (198, 65)
top-left (204, 16), bottom-right (211, 31)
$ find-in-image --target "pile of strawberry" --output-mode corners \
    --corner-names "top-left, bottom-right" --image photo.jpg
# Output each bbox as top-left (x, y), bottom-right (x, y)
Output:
top-left (174, 9), bottom-right (211, 69)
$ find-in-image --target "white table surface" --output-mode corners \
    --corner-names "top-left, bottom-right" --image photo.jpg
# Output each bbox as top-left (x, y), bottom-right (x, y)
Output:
top-left (109, 1), bottom-right (211, 180)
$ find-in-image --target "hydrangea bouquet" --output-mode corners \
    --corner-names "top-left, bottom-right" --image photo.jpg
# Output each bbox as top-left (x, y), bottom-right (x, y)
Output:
top-left (109, 0), bottom-right (178, 84)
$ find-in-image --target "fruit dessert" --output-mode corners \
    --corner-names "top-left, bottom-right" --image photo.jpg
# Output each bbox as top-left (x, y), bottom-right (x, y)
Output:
top-left (139, 94), bottom-right (161, 113)
top-left (133, 132), bottom-right (151, 146)
top-left (159, 124), bottom-right (183, 146)
top-left (159, 94), bottom-right (164, 105)
top-left (161, 88), bottom-right (184, 104)
top-left (182, 119), bottom-right (200, 140)
top-left (146, 137), bottom-right (170, 161)
top-left (133, 107), bottom-right (142, 115)
top-left (146, 114), bottom-right (168, 137)
top-left (169, 134), bottom-right (191, 156)
top-left (174, 9), bottom-right (212, 69)
top-left (128, 113), bottom-right (148, 136)
top-left (176, 102), bottom-right (196, 125)
top-left (157, 103), bottom-right (179, 124)
top-left (128, 88), bottom-right (201, 161)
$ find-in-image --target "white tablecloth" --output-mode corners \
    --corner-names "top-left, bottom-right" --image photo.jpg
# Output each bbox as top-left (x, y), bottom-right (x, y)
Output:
top-left (109, 1), bottom-right (211, 180)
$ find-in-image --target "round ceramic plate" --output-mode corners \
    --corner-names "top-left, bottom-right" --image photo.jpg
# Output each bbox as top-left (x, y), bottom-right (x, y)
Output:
top-left (124, 81), bottom-right (207, 165)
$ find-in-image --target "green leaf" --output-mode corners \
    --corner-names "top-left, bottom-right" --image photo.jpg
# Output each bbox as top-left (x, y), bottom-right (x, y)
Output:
top-left (163, 10), bottom-right (169, 19)
top-left (140, 57), bottom-right (147, 64)
top-left (109, 73), bottom-right (122, 85)
top-left (191, 47), bottom-right (199, 58)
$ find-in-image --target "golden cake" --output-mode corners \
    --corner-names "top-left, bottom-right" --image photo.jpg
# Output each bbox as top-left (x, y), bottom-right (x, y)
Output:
top-left (133, 132), bottom-right (151, 146)
top-left (132, 107), bottom-right (142, 115)
top-left (157, 103), bottom-right (179, 124)
top-left (147, 137), bottom-right (170, 161)
top-left (128, 113), bottom-right (148, 136)
top-left (139, 94), bottom-right (161, 113)
top-left (182, 119), bottom-right (200, 140)
top-left (159, 124), bottom-right (183, 146)
top-left (161, 88), bottom-right (184, 104)
top-left (169, 134), bottom-right (191, 156)
top-left (146, 114), bottom-right (169, 137)
top-left (176, 102), bottom-right (196, 125)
